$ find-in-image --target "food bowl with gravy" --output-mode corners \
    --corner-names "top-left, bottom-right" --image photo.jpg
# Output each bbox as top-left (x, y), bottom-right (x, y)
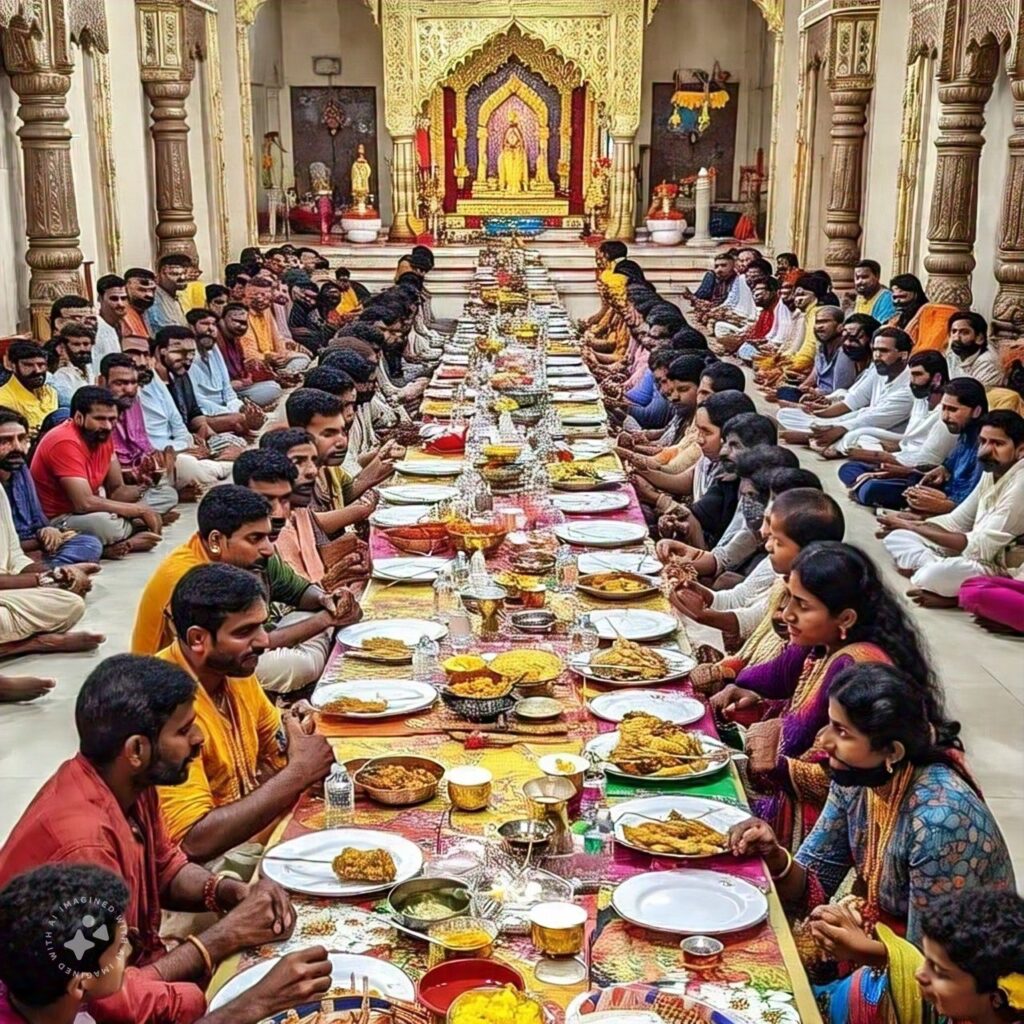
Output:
top-left (353, 755), bottom-right (445, 806)
top-left (386, 876), bottom-right (472, 931)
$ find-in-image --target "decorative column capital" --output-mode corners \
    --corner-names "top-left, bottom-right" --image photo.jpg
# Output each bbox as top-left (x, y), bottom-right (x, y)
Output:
top-left (136, 0), bottom-right (204, 85)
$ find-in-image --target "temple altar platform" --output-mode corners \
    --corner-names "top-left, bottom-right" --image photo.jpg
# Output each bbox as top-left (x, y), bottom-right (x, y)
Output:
top-left (315, 237), bottom-right (734, 320)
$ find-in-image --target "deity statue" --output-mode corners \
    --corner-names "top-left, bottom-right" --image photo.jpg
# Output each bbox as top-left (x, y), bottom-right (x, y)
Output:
top-left (350, 143), bottom-right (372, 211)
top-left (583, 157), bottom-right (611, 236)
top-left (497, 113), bottom-right (529, 194)
top-left (310, 161), bottom-right (333, 195)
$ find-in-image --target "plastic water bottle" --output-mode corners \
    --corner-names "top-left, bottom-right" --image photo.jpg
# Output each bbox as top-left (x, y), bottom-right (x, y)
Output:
top-left (413, 635), bottom-right (440, 682)
top-left (469, 549), bottom-right (488, 588)
top-left (324, 764), bottom-right (354, 827)
top-left (452, 551), bottom-right (470, 589)
top-left (555, 544), bottom-right (577, 593)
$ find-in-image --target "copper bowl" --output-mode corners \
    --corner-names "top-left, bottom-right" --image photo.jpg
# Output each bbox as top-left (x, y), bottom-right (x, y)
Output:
top-left (446, 520), bottom-right (509, 555)
top-left (384, 523), bottom-right (452, 555)
top-left (354, 755), bottom-right (446, 806)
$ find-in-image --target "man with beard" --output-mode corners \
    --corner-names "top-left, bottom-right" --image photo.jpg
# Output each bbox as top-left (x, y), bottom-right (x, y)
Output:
top-left (98, 354), bottom-right (181, 517)
top-left (884, 273), bottom-right (957, 353)
top-left (239, 276), bottom-right (310, 377)
top-left (0, 407), bottom-right (103, 568)
top-left (358, 300), bottom-right (427, 414)
top-left (144, 253), bottom-right (190, 333)
top-left (880, 410), bottom-right (1024, 605)
top-left (0, 342), bottom-right (58, 440)
top-left (94, 274), bottom-right (129, 367)
top-left (50, 323), bottom-right (96, 405)
top-left (849, 259), bottom-right (895, 322)
top-left (0, 653), bottom-right (308, 1024)
top-left (205, 282), bottom-right (231, 319)
top-left (29, 386), bottom-right (163, 556)
top-left (286, 278), bottom-right (330, 353)
top-left (771, 306), bottom-right (858, 402)
top-left (285, 388), bottom-right (392, 538)
top-left (777, 325), bottom-right (914, 454)
top-left (944, 311), bottom-right (1005, 386)
top-left (843, 373), bottom-right (984, 511)
top-left (156, 563), bottom-right (334, 860)
top-left (121, 334), bottom-right (234, 491)
top-left (122, 266), bottom-right (158, 339)
top-left (216, 301), bottom-right (284, 410)
top-left (131, 486), bottom-right (359, 695)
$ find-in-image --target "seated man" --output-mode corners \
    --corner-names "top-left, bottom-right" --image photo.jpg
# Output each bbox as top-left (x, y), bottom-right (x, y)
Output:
top-left (285, 388), bottom-right (393, 538)
top-left (849, 258), bottom-right (896, 321)
top-left (287, 277), bottom-right (332, 353)
top-left (0, 342), bottom-right (58, 440)
top-left (131, 485), bottom-right (359, 694)
top-left (122, 334), bottom-right (234, 490)
top-left (187, 307), bottom-right (265, 434)
top-left (671, 483), bottom-right (844, 648)
top-left (777, 326), bottom-right (914, 455)
top-left (98, 354), bottom-right (180, 517)
top-left (683, 251), bottom-right (740, 323)
top-left (240, 276), bottom-right (310, 378)
top-left (770, 306), bottom-right (859, 403)
top-left (944, 310), bottom-right (1005, 386)
top-left (0, 654), bottom-right (311, 1024)
top-left (0, 862), bottom-right (332, 1024)
top-left (216, 301), bottom-right (284, 409)
top-left (157, 563), bottom-right (335, 859)
top-left (708, 257), bottom-right (765, 337)
top-left (879, 410), bottom-right (1024, 605)
top-left (50, 323), bottom-right (96, 406)
top-left (711, 275), bottom-right (786, 357)
top-left (842, 375), bottom-right (985, 511)
top-left (0, 407), bottom-right (103, 567)
top-left (93, 274), bottom-right (130, 367)
top-left (334, 265), bottom-right (363, 319)
top-left (151, 327), bottom-right (248, 454)
top-left (0, 470), bottom-right (100, 661)
top-left (753, 272), bottom-right (827, 384)
top-left (144, 253), bottom-right (190, 332)
top-left (30, 386), bottom-right (163, 556)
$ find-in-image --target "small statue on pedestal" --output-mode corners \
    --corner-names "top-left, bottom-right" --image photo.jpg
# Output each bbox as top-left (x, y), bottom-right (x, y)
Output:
top-left (582, 157), bottom-right (611, 238)
top-left (310, 161), bottom-right (334, 244)
top-left (350, 143), bottom-right (373, 214)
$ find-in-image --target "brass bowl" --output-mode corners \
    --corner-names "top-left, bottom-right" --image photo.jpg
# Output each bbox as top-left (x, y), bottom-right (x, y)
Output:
top-left (430, 916), bottom-right (500, 960)
top-left (384, 524), bottom-right (452, 556)
top-left (481, 444), bottom-right (524, 465)
top-left (479, 462), bottom-right (525, 487)
top-left (353, 755), bottom-right (445, 806)
top-left (447, 520), bottom-right (509, 555)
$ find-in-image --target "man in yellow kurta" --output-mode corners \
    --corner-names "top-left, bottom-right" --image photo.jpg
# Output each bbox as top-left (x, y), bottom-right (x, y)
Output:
top-left (0, 341), bottom-right (58, 440)
top-left (156, 562), bottom-right (335, 863)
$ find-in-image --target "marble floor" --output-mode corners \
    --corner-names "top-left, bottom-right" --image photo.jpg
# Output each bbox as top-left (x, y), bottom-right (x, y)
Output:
top-left (0, 441), bottom-right (1022, 883)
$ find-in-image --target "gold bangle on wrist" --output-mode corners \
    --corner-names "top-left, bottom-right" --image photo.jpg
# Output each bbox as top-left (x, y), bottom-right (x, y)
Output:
top-left (185, 934), bottom-right (213, 976)
top-left (770, 848), bottom-right (794, 881)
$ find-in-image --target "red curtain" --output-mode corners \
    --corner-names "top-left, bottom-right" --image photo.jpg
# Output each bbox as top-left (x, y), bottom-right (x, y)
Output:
top-left (568, 86), bottom-right (586, 214)
top-left (415, 127), bottom-right (431, 170)
top-left (443, 88), bottom-right (459, 213)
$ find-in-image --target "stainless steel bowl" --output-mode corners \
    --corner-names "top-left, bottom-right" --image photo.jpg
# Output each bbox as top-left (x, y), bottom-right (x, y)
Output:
top-left (386, 876), bottom-right (472, 931)
top-left (509, 610), bottom-right (556, 634)
top-left (497, 818), bottom-right (555, 856)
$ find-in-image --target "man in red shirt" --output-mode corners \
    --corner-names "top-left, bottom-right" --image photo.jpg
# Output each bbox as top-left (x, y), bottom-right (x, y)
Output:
top-left (0, 653), bottom-right (307, 1024)
top-left (30, 386), bottom-right (164, 558)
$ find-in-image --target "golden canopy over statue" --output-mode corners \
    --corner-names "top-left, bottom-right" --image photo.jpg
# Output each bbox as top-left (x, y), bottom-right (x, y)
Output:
top-left (497, 112), bottom-right (530, 194)
top-left (350, 143), bottom-right (372, 205)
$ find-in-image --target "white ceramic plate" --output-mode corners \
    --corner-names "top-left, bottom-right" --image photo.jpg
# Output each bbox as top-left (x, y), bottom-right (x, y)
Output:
top-left (425, 387), bottom-right (477, 400)
top-left (371, 556), bottom-right (452, 583)
top-left (370, 505), bottom-right (435, 528)
top-left (588, 608), bottom-right (678, 642)
top-left (548, 356), bottom-right (584, 366)
top-left (337, 618), bottom-right (448, 648)
top-left (612, 869), bottom-right (768, 935)
top-left (441, 353), bottom-right (470, 365)
top-left (577, 552), bottom-right (664, 576)
top-left (312, 679), bottom-right (438, 719)
top-left (560, 413), bottom-right (608, 426)
top-left (608, 796), bottom-right (749, 860)
top-left (548, 365), bottom-right (589, 378)
top-left (552, 492), bottom-right (630, 514)
top-left (587, 689), bottom-right (704, 723)
top-left (584, 731), bottom-right (730, 782)
top-left (208, 952), bottom-right (414, 1012)
top-left (392, 459), bottom-right (465, 477)
top-left (261, 828), bottom-right (423, 897)
top-left (572, 649), bottom-right (697, 688)
top-left (554, 521), bottom-right (648, 548)
top-left (378, 484), bottom-right (458, 505)
top-left (551, 377), bottom-right (597, 390)
top-left (552, 390), bottom-right (602, 403)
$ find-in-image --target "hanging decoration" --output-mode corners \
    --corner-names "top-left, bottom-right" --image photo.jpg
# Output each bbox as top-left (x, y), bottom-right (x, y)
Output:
top-left (668, 61), bottom-right (730, 144)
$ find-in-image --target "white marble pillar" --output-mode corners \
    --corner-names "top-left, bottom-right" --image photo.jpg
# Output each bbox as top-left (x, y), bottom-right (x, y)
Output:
top-left (692, 167), bottom-right (711, 244)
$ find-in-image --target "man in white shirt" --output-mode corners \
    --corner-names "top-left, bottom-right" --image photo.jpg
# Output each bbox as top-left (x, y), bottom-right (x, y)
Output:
top-left (945, 311), bottom-right (1005, 387)
top-left (778, 326), bottom-right (915, 455)
top-left (879, 410), bottom-right (1024, 605)
top-left (50, 324), bottom-right (95, 406)
top-left (92, 274), bottom-right (128, 368)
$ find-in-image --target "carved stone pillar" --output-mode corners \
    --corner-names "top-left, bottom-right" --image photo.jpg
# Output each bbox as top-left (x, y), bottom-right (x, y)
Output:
top-left (923, 56), bottom-right (999, 308)
top-left (606, 135), bottom-right (636, 242)
top-left (137, 0), bottom-right (201, 263)
top-left (992, 73), bottom-right (1024, 341)
top-left (389, 135), bottom-right (419, 241)
top-left (823, 88), bottom-right (871, 292)
top-left (0, 17), bottom-right (83, 336)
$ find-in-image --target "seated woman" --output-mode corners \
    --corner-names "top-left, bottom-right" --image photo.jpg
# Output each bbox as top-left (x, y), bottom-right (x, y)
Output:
top-left (711, 542), bottom-right (936, 851)
top-left (729, 662), bottom-right (1014, 958)
top-left (959, 574), bottom-right (1024, 635)
top-left (815, 886), bottom-right (1024, 1024)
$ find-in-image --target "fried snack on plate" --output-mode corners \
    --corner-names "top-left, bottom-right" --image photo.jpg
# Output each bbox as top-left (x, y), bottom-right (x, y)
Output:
top-left (621, 810), bottom-right (727, 855)
top-left (590, 638), bottom-right (668, 680)
top-left (331, 847), bottom-right (397, 883)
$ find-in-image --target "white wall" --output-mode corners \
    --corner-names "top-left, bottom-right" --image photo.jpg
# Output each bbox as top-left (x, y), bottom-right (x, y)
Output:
top-left (639, 0), bottom-right (774, 212)
top-left (265, 0), bottom-right (393, 225)
top-left (974, 68), bottom-right (1013, 317)
top-left (0, 76), bottom-right (28, 333)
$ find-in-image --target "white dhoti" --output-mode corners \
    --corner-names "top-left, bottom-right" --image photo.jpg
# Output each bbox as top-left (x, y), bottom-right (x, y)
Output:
top-left (255, 611), bottom-right (332, 694)
top-left (172, 454), bottom-right (233, 488)
top-left (0, 587), bottom-right (85, 642)
top-left (776, 407), bottom-right (817, 431)
top-left (713, 321), bottom-right (744, 338)
top-left (882, 529), bottom-right (997, 597)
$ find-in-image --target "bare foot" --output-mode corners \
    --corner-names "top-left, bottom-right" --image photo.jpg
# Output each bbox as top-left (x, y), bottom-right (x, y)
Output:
top-left (0, 631), bottom-right (105, 658)
top-left (0, 674), bottom-right (56, 702)
top-left (103, 540), bottom-right (131, 560)
top-left (907, 588), bottom-right (958, 609)
top-left (177, 482), bottom-right (201, 503)
top-left (127, 531), bottom-right (161, 553)
top-left (161, 509), bottom-right (181, 526)
top-left (70, 562), bottom-right (102, 576)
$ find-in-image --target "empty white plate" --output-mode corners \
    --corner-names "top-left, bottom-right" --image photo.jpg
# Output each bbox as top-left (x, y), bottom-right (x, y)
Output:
top-left (577, 552), bottom-right (663, 575)
top-left (393, 459), bottom-right (464, 477)
top-left (588, 689), bottom-right (705, 723)
top-left (612, 869), bottom-right (768, 935)
top-left (370, 505), bottom-right (435, 528)
top-left (588, 608), bottom-right (678, 641)
top-left (552, 492), bottom-right (630, 514)
top-left (372, 556), bottom-right (451, 583)
top-left (378, 484), bottom-right (458, 505)
top-left (554, 521), bottom-right (648, 548)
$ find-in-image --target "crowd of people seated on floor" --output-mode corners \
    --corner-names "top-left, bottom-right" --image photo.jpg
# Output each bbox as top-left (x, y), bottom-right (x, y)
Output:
top-left (0, 238), bottom-right (1020, 1024)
